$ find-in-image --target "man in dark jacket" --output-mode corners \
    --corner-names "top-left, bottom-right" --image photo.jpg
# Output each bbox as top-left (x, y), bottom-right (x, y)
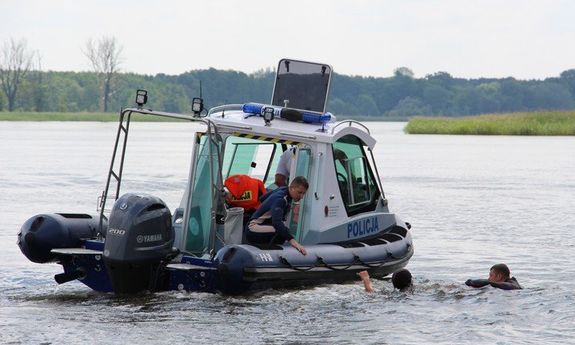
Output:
top-left (246, 176), bottom-right (308, 255)
top-left (465, 263), bottom-right (522, 290)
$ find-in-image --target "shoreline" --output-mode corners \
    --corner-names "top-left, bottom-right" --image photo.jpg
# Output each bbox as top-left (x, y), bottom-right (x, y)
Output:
top-left (4, 111), bottom-right (575, 136)
top-left (0, 111), bottom-right (407, 122)
top-left (0, 112), bottom-right (183, 122)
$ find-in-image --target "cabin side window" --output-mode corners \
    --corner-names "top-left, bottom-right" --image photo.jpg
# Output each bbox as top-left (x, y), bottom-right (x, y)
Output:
top-left (333, 135), bottom-right (380, 216)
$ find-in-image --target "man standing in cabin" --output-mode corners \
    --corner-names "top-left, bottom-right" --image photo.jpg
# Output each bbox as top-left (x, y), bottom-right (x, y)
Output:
top-left (274, 147), bottom-right (296, 188)
top-left (247, 176), bottom-right (308, 255)
top-left (275, 147), bottom-right (347, 188)
top-left (465, 263), bottom-right (522, 290)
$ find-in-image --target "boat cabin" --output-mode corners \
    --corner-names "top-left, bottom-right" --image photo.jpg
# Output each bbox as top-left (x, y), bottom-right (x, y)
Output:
top-left (175, 59), bottom-right (390, 257)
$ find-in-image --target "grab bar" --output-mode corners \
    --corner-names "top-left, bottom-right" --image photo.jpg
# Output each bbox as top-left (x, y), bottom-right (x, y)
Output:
top-left (331, 120), bottom-right (371, 135)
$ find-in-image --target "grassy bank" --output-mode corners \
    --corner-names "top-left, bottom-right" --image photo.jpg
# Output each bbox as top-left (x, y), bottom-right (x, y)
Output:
top-left (0, 111), bottom-right (186, 122)
top-left (405, 111), bottom-right (575, 135)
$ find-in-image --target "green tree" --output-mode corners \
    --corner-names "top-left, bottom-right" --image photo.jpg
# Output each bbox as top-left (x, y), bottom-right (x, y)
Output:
top-left (394, 67), bottom-right (414, 78)
top-left (357, 94), bottom-right (379, 116)
top-left (527, 82), bottom-right (574, 109)
top-left (559, 69), bottom-right (575, 99)
top-left (387, 97), bottom-right (431, 117)
top-left (422, 84), bottom-right (452, 115)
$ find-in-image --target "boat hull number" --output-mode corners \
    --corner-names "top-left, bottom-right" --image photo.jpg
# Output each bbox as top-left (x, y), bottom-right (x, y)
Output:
top-left (257, 253), bottom-right (273, 262)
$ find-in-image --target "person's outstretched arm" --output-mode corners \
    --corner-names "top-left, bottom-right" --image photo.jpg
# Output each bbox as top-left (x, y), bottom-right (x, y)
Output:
top-left (465, 278), bottom-right (490, 288)
top-left (358, 271), bottom-right (374, 293)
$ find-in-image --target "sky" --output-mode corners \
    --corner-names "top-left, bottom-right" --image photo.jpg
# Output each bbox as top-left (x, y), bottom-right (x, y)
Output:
top-left (2, 0), bottom-right (575, 80)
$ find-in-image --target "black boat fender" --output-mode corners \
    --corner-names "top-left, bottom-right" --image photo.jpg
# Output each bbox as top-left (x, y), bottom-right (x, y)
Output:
top-left (216, 246), bottom-right (256, 295)
top-left (17, 213), bottom-right (103, 263)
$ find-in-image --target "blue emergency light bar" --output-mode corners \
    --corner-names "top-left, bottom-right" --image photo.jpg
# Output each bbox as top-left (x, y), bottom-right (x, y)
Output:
top-left (242, 103), bottom-right (333, 124)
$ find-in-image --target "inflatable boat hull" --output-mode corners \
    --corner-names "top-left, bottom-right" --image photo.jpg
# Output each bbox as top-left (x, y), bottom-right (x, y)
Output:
top-left (215, 226), bottom-right (413, 294)
top-left (18, 211), bottom-right (412, 295)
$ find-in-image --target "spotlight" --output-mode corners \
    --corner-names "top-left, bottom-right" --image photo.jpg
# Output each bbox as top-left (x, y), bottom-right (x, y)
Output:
top-left (192, 97), bottom-right (204, 115)
top-left (135, 89), bottom-right (148, 108)
top-left (262, 107), bottom-right (275, 126)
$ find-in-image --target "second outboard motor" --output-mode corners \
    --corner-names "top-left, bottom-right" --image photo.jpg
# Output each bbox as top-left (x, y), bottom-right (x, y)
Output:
top-left (103, 193), bottom-right (174, 294)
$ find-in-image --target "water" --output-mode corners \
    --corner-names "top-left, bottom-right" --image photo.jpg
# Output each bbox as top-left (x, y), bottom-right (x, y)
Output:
top-left (1, 121), bottom-right (574, 344)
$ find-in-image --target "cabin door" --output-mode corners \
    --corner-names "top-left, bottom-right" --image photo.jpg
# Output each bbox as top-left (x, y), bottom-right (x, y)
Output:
top-left (184, 133), bottom-right (224, 255)
top-left (288, 148), bottom-right (311, 239)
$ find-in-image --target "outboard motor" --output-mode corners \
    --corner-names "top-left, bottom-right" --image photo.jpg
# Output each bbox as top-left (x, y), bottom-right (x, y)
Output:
top-left (18, 213), bottom-right (102, 263)
top-left (103, 193), bottom-right (174, 294)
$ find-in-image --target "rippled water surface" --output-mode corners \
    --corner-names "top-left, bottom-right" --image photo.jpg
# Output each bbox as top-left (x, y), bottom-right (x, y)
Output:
top-left (1, 121), bottom-right (574, 344)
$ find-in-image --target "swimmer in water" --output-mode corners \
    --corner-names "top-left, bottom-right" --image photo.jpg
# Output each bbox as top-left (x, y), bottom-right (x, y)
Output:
top-left (358, 269), bottom-right (413, 292)
top-left (465, 263), bottom-right (522, 290)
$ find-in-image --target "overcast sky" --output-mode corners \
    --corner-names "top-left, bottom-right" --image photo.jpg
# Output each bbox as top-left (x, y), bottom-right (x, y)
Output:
top-left (2, 0), bottom-right (574, 80)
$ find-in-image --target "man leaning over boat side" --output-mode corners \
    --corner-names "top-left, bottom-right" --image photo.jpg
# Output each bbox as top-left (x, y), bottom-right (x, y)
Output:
top-left (246, 176), bottom-right (308, 255)
top-left (465, 263), bottom-right (522, 290)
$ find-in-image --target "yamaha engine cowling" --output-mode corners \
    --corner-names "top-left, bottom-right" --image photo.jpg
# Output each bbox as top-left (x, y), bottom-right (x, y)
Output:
top-left (103, 193), bottom-right (174, 294)
top-left (18, 213), bottom-right (102, 263)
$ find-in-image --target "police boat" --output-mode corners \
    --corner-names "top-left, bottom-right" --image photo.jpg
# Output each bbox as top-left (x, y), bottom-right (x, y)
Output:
top-left (17, 59), bottom-right (413, 295)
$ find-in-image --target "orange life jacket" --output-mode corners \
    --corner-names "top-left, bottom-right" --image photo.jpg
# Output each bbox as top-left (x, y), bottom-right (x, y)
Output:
top-left (224, 175), bottom-right (267, 212)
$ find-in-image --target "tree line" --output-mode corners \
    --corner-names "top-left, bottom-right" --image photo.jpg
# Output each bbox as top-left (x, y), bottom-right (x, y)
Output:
top-left (2, 38), bottom-right (575, 117)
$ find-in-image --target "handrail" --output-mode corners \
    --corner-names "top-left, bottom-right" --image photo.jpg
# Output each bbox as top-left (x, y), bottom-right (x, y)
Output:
top-left (330, 120), bottom-right (371, 135)
top-left (217, 123), bottom-right (253, 131)
top-left (207, 104), bottom-right (243, 116)
top-left (313, 152), bottom-right (324, 200)
top-left (127, 107), bottom-right (203, 122)
top-left (97, 107), bottom-right (215, 234)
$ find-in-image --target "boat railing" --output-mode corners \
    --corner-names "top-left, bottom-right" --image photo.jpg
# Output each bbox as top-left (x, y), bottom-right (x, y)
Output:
top-left (97, 107), bottom-right (218, 233)
top-left (330, 120), bottom-right (371, 135)
top-left (207, 104), bottom-right (244, 116)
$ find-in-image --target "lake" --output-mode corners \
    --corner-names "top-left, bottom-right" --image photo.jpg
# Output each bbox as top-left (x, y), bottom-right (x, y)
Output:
top-left (1, 121), bottom-right (574, 344)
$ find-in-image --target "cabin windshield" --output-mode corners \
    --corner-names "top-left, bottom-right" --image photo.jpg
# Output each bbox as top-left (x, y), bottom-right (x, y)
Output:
top-left (333, 135), bottom-right (380, 216)
top-left (184, 133), bottom-right (223, 255)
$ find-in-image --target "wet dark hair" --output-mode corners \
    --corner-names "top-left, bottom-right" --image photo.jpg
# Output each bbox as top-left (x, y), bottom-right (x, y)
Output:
top-left (392, 269), bottom-right (412, 290)
top-left (490, 264), bottom-right (510, 279)
top-left (290, 176), bottom-right (309, 190)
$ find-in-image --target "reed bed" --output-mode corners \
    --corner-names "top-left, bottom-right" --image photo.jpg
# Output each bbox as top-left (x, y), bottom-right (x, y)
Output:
top-left (405, 111), bottom-right (575, 135)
